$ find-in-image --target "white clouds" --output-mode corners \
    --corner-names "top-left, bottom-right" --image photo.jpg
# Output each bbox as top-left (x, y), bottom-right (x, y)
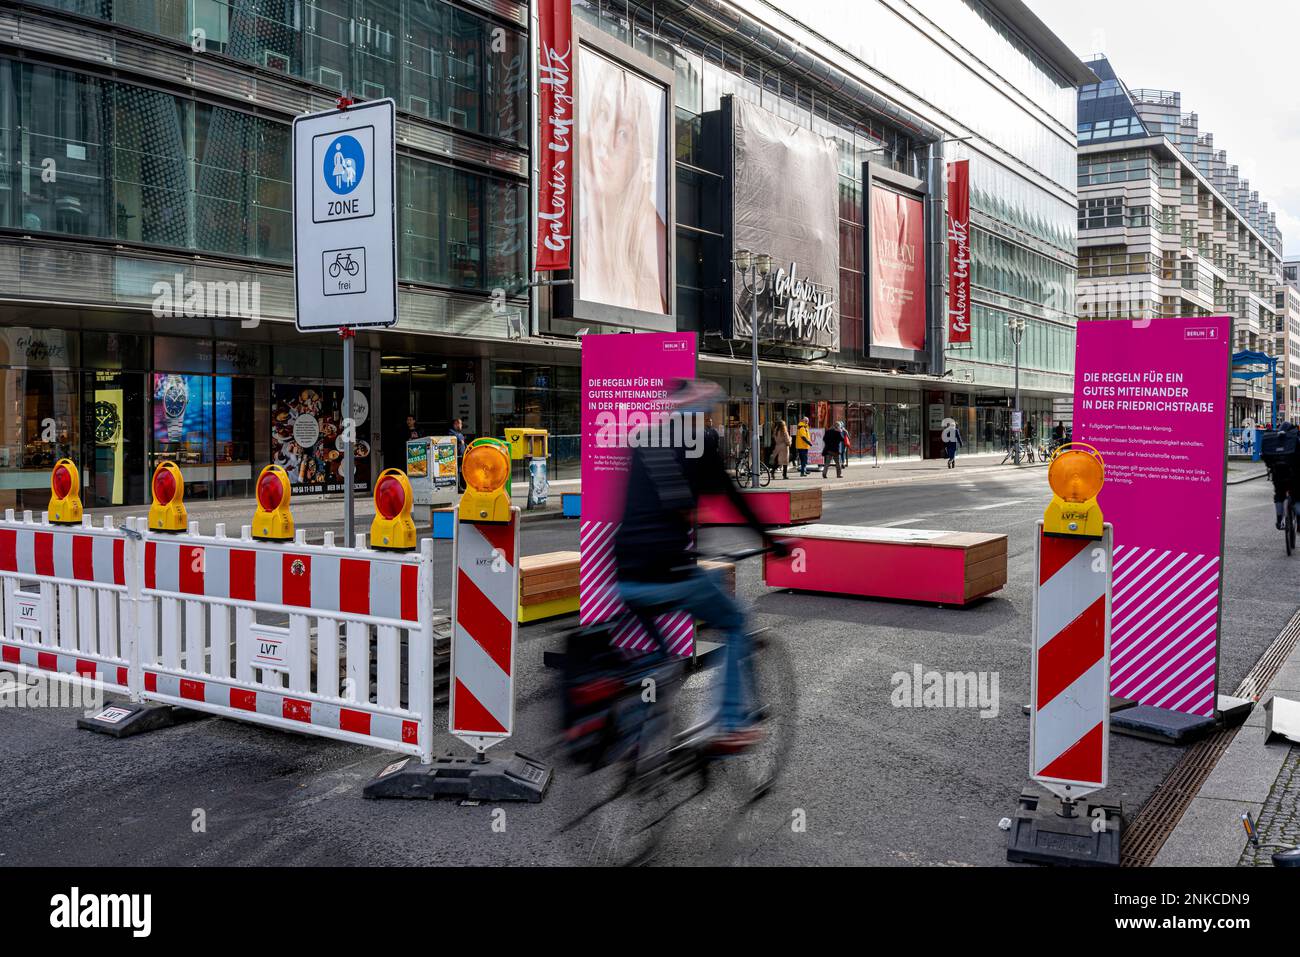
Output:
top-left (1031, 0), bottom-right (1300, 255)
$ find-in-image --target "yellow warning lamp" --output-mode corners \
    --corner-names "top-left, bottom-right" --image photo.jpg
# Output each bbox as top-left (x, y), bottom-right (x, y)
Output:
top-left (252, 465), bottom-right (295, 542)
top-left (370, 468), bottom-right (417, 550)
top-left (148, 461), bottom-right (188, 533)
top-left (459, 437), bottom-right (512, 524)
top-left (48, 458), bottom-right (83, 525)
top-left (1044, 443), bottom-right (1106, 539)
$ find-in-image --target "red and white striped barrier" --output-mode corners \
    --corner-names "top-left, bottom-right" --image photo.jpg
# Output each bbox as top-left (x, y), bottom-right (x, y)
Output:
top-left (0, 509), bottom-right (136, 696)
top-left (449, 508), bottom-right (519, 752)
top-left (136, 522), bottom-right (436, 761)
top-left (1029, 522), bottom-right (1113, 799)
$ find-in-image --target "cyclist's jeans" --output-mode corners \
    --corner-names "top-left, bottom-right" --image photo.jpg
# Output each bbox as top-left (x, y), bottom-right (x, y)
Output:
top-left (618, 567), bottom-right (752, 732)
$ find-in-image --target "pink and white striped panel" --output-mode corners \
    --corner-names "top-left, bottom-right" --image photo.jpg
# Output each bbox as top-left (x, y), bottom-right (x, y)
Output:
top-left (579, 520), bottom-right (694, 656)
top-left (1108, 544), bottom-right (1221, 717)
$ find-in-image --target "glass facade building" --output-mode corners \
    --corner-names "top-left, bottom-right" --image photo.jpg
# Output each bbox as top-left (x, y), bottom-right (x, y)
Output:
top-left (0, 0), bottom-right (1088, 508)
top-left (564, 0), bottom-right (1086, 463)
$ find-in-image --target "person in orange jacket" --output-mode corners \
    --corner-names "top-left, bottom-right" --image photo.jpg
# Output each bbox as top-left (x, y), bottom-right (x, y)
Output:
top-left (794, 417), bottom-right (812, 476)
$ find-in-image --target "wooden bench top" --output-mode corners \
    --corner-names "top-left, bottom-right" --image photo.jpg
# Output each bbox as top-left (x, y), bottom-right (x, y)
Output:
top-left (520, 551), bottom-right (580, 571)
top-left (771, 524), bottom-right (1006, 550)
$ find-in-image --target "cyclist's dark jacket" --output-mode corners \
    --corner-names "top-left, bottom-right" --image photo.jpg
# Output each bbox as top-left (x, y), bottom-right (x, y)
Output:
top-left (614, 441), bottom-right (765, 583)
top-left (1267, 425), bottom-right (1300, 501)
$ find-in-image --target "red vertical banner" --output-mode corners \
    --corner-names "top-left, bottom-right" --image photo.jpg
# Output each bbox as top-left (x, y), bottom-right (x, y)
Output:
top-left (946, 160), bottom-right (972, 345)
top-left (536, 0), bottom-right (574, 271)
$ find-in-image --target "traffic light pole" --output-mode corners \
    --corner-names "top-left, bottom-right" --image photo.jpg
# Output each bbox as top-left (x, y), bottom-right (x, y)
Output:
top-left (341, 326), bottom-right (355, 546)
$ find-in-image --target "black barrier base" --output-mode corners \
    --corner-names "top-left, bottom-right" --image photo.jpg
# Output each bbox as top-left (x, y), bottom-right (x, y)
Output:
top-left (363, 751), bottom-right (552, 803)
top-left (77, 700), bottom-right (205, 738)
top-left (1216, 694), bottom-right (1254, 730)
top-left (1110, 704), bottom-right (1218, 744)
top-left (1006, 787), bottom-right (1123, 867)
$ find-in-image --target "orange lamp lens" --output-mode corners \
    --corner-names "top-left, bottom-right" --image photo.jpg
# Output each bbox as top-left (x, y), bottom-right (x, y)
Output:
top-left (463, 445), bottom-right (508, 492)
top-left (1048, 452), bottom-right (1104, 504)
top-left (153, 468), bottom-right (176, 506)
top-left (375, 475), bottom-right (406, 519)
top-left (53, 464), bottom-right (72, 499)
top-left (257, 472), bottom-right (284, 511)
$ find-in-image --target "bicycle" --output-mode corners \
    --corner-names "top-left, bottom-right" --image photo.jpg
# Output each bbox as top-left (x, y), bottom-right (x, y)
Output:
top-left (735, 450), bottom-right (773, 488)
top-left (328, 252), bottom-right (360, 278)
top-left (556, 545), bottom-right (796, 866)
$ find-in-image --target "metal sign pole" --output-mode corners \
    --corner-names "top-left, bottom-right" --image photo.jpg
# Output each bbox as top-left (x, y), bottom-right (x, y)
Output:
top-left (341, 326), bottom-right (355, 545)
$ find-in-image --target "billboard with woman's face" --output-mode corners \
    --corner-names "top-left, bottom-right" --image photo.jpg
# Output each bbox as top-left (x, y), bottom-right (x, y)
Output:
top-left (576, 45), bottom-right (670, 319)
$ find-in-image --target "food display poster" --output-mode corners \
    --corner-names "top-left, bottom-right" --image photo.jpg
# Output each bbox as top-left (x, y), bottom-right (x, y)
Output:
top-left (271, 383), bottom-right (372, 495)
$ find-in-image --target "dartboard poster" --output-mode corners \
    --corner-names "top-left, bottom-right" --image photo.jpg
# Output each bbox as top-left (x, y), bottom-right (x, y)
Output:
top-left (270, 383), bottom-right (372, 495)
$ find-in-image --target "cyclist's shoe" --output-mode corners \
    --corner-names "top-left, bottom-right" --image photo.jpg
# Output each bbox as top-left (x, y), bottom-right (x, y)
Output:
top-left (705, 726), bottom-right (766, 755)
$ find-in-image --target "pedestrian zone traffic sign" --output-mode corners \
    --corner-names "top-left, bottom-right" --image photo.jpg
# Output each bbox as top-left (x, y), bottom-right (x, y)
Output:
top-left (292, 98), bottom-right (396, 331)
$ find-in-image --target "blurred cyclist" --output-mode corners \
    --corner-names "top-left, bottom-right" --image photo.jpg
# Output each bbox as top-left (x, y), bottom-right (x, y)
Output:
top-left (613, 379), bottom-right (787, 752)
top-left (1263, 421), bottom-right (1300, 529)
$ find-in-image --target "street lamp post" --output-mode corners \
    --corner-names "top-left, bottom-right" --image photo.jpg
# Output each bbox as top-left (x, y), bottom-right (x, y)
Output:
top-left (735, 250), bottom-right (772, 488)
top-left (1008, 317), bottom-right (1026, 445)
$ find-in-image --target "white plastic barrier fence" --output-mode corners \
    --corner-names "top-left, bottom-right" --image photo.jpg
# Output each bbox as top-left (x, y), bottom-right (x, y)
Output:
top-left (137, 523), bottom-right (436, 761)
top-left (0, 509), bottom-right (136, 696)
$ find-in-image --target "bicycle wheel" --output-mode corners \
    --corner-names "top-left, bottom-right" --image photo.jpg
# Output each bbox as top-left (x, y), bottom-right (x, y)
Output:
top-left (735, 459), bottom-right (750, 487)
top-left (589, 669), bottom-right (702, 866)
top-left (758, 463), bottom-right (773, 488)
top-left (716, 631), bottom-right (798, 804)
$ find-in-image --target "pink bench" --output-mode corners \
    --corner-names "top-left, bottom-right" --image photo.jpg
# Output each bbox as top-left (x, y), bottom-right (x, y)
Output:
top-left (763, 524), bottom-right (1007, 606)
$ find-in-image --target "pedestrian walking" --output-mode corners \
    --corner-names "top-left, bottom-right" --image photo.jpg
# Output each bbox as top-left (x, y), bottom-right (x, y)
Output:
top-left (771, 419), bottom-right (791, 480)
top-left (821, 421), bottom-right (845, 478)
top-left (794, 417), bottom-right (812, 476)
top-left (945, 424), bottom-right (964, 469)
top-left (450, 417), bottom-right (468, 491)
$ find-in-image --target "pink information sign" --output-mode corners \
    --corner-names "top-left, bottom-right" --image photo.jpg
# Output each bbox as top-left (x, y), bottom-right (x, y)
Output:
top-left (579, 332), bottom-right (698, 653)
top-left (1073, 317), bottom-right (1230, 717)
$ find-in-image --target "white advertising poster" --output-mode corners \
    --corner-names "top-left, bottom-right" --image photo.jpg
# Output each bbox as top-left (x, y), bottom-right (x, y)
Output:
top-left (577, 46), bottom-right (669, 317)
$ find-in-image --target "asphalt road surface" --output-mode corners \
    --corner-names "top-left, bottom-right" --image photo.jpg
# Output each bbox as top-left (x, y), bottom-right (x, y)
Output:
top-left (0, 469), bottom-right (1291, 866)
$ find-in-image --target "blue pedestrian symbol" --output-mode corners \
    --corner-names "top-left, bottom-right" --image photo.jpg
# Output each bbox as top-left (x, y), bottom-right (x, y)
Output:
top-left (323, 135), bottom-right (365, 195)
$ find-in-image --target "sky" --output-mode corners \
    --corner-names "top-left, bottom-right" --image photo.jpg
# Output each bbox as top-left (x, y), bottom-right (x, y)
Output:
top-left (1030, 0), bottom-right (1300, 257)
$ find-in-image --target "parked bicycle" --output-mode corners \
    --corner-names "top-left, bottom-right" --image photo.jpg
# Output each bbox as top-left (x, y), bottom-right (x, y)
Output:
top-left (735, 449), bottom-right (773, 488)
top-left (556, 545), bottom-right (796, 866)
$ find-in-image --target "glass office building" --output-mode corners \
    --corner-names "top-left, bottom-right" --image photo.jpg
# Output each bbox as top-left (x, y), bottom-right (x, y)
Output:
top-left (0, 0), bottom-right (1088, 509)
top-left (561, 0), bottom-right (1087, 463)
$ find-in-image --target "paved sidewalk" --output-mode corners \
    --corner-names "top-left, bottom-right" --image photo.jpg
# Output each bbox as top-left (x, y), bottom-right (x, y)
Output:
top-left (1227, 461), bottom-right (1269, 485)
top-left (1154, 641), bottom-right (1300, 866)
top-left (765, 450), bottom-right (1044, 492)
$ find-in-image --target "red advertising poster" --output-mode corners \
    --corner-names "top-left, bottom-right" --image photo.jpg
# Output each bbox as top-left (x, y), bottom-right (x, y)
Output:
top-left (946, 161), bottom-right (972, 345)
top-left (870, 185), bottom-right (926, 353)
top-left (536, 0), bottom-right (573, 271)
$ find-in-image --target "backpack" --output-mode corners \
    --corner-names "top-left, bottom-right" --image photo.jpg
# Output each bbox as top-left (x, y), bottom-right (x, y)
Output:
top-left (1261, 428), bottom-right (1299, 464)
